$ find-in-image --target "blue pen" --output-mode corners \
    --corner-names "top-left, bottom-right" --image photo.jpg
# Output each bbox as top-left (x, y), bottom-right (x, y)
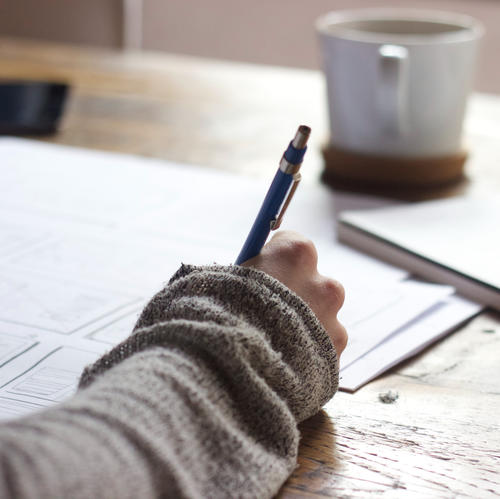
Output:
top-left (235, 125), bottom-right (311, 265)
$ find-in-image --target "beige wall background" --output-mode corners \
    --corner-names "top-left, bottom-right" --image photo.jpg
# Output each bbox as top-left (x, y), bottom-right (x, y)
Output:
top-left (1, 0), bottom-right (499, 93)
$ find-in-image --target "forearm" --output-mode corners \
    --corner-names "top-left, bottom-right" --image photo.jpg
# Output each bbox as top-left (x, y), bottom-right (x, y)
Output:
top-left (0, 265), bottom-right (339, 498)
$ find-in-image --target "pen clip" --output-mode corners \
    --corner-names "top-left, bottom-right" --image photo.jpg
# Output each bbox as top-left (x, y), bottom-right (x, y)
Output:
top-left (270, 173), bottom-right (301, 230)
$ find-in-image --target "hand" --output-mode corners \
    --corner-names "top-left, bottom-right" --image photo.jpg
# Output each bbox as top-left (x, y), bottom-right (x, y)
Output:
top-left (241, 231), bottom-right (348, 356)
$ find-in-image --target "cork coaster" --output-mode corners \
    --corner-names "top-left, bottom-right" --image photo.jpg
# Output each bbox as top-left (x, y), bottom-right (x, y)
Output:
top-left (322, 144), bottom-right (468, 199)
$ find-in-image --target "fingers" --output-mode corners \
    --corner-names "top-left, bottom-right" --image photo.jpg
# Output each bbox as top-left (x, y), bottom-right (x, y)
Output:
top-left (328, 321), bottom-right (348, 355)
top-left (241, 230), bottom-right (348, 356)
top-left (305, 275), bottom-right (347, 354)
top-left (315, 275), bottom-right (345, 314)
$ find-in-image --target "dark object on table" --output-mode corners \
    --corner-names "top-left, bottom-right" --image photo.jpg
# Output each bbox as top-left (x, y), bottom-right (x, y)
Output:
top-left (0, 80), bottom-right (69, 135)
top-left (378, 390), bottom-right (399, 404)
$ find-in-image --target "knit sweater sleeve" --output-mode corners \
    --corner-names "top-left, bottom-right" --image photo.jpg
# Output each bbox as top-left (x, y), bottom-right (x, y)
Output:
top-left (0, 264), bottom-right (339, 499)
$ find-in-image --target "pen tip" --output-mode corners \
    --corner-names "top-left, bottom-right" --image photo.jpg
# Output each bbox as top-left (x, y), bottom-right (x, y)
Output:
top-left (292, 125), bottom-right (311, 149)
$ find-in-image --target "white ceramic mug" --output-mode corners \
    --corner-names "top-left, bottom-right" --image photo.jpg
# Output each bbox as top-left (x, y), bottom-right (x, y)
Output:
top-left (316, 9), bottom-right (484, 158)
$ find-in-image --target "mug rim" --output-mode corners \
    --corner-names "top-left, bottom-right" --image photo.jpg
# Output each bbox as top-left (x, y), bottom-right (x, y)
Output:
top-left (316, 8), bottom-right (484, 45)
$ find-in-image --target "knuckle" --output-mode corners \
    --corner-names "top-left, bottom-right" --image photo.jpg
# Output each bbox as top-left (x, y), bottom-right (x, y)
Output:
top-left (290, 238), bottom-right (318, 266)
top-left (320, 277), bottom-right (345, 308)
top-left (335, 324), bottom-right (348, 354)
top-left (279, 238), bottom-right (318, 268)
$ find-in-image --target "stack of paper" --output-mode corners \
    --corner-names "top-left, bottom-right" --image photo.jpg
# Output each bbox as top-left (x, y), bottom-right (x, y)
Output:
top-left (0, 139), bottom-right (481, 420)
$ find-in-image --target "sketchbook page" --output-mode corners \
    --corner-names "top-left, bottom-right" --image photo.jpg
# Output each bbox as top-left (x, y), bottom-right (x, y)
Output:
top-left (339, 295), bottom-right (482, 392)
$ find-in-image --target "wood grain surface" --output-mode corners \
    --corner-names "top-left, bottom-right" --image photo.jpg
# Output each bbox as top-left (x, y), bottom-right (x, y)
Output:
top-left (1, 37), bottom-right (499, 498)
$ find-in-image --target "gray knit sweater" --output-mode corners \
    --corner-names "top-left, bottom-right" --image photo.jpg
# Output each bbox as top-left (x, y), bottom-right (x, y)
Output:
top-left (0, 265), bottom-right (339, 498)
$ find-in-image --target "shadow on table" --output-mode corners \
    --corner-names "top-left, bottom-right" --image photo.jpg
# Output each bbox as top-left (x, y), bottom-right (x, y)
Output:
top-left (277, 409), bottom-right (340, 497)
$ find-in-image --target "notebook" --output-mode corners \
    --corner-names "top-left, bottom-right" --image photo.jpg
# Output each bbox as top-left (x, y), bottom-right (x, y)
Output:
top-left (337, 196), bottom-right (500, 310)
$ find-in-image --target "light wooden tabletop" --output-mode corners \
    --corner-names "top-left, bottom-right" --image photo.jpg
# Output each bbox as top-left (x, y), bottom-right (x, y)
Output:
top-left (1, 37), bottom-right (499, 498)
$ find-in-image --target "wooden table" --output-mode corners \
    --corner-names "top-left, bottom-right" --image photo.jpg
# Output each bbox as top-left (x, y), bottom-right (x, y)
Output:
top-left (1, 38), bottom-right (499, 498)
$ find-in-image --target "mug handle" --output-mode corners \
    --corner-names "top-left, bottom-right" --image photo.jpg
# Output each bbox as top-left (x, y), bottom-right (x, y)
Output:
top-left (378, 44), bottom-right (409, 136)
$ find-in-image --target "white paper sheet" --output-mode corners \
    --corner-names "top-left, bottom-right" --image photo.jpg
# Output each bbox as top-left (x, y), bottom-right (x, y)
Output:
top-left (339, 295), bottom-right (482, 391)
top-left (339, 280), bottom-right (455, 370)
